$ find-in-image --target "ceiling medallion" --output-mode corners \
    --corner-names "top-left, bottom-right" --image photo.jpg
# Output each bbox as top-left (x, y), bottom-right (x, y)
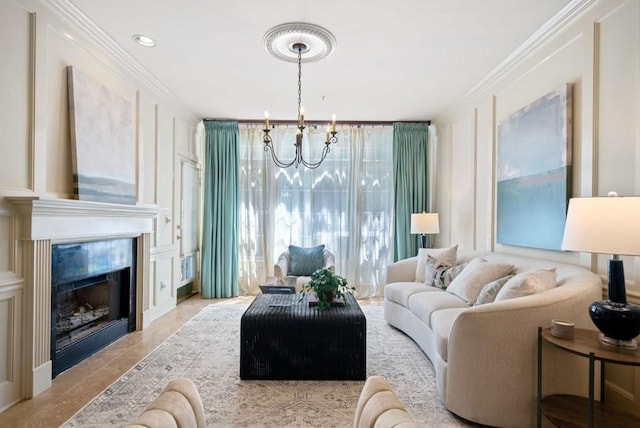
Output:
top-left (262, 23), bottom-right (338, 169)
top-left (263, 22), bottom-right (336, 63)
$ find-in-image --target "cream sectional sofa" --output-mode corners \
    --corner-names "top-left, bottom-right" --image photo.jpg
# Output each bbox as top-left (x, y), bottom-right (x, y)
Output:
top-left (384, 249), bottom-right (602, 428)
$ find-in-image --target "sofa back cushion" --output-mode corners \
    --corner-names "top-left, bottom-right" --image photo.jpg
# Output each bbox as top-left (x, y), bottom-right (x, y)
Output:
top-left (446, 258), bottom-right (515, 305)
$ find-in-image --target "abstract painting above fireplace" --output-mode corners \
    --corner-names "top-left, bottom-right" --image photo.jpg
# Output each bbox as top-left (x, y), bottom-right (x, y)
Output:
top-left (67, 66), bottom-right (136, 205)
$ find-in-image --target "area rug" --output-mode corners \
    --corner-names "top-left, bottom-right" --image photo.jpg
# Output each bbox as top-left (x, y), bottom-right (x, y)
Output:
top-left (62, 303), bottom-right (471, 427)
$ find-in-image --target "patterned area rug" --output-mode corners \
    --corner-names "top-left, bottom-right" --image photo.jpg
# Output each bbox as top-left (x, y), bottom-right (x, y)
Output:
top-left (62, 303), bottom-right (471, 427)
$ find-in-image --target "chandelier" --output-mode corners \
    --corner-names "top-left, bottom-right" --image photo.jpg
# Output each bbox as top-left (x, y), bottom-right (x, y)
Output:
top-left (263, 23), bottom-right (338, 169)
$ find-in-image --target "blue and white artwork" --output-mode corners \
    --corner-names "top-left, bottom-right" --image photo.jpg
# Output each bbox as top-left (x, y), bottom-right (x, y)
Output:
top-left (68, 66), bottom-right (136, 204)
top-left (496, 84), bottom-right (572, 250)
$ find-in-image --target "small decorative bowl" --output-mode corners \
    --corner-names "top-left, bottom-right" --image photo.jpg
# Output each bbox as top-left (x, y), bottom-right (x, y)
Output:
top-left (551, 319), bottom-right (575, 340)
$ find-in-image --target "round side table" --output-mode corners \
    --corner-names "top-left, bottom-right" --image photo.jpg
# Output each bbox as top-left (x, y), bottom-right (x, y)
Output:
top-left (537, 326), bottom-right (640, 427)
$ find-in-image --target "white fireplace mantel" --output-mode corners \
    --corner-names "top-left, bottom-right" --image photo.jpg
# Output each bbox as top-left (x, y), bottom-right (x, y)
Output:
top-left (7, 196), bottom-right (158, 241)
top-left (7, 196), bottom-right (159, 398)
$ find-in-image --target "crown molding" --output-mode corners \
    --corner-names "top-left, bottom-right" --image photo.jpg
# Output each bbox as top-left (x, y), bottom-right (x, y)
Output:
top-left (437, 0), bottom-right (599, 122)
top-left (43, 0), bottom-right (175, 100)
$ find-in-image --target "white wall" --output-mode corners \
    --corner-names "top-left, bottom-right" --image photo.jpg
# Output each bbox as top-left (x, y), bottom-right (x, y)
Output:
top-left (0, 0), bottom-right (200, 409)
top-left (434, 0), bottom-right (639, 413)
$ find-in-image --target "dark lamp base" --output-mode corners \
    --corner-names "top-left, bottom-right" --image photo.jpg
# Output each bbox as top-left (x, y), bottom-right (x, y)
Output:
top-left (589, 300), bottom-right (640, 343)
top-left (599, 333), bottom-right (638, 350)
top-left (589, 258), bottom-right (640, 348)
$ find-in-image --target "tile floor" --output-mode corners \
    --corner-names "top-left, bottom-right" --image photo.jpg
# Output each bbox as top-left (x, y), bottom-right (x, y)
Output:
top-left (0, 294), bottom-right (381, 427)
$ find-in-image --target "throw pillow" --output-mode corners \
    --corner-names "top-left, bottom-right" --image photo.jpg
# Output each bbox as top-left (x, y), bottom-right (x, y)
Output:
top-left (415, 244), bottom-right (458, 282)
top-left (446, 257), bottom-right (515, 305)
top-left (474, 275), bottom-right (514, 305)
top-left (433, 262), bottom-right (468, 290)
top-left (288, 244), bottom-right (325, 276)
top-left (495, 268), bottom-right (557, 301)
top-left (423, 255), bottom-right (450, 287)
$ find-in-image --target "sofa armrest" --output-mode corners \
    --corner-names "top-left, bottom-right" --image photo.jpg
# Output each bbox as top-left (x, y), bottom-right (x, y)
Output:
top-left (385, 256), bottom-right (418, 284)
top-left (443, 280), bottom-right (601, 427)
top-left (323, 249), bottom-right (336, 272)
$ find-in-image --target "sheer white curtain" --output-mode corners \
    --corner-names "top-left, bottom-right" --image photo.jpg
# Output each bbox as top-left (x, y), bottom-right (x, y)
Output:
top-left (238, 124), bottom-right (394, 297)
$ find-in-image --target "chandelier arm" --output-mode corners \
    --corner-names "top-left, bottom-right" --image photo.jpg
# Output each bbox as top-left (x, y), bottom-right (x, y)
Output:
top-left (264, 144), bottom-right (296, 168)
top-left (300, 145), bottom-right (331, 169)
top-left (263, 133), bottom-right (296, 168)
top-left (262, 36), bottom-right (338, 169)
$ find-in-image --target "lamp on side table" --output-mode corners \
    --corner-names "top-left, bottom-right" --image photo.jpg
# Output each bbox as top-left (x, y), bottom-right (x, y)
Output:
top-left (411, 212), bottom-right (439, 249)
top-left (562, 192), bottom-right (640, 349)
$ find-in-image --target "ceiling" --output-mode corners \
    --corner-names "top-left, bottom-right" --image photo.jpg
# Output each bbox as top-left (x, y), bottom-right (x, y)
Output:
top-left (66, 0), bottom-right (574, 122)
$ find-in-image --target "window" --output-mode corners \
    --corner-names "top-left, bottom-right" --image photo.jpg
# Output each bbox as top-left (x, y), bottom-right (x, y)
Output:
top-left (238, 125), bottom-right (394, 297)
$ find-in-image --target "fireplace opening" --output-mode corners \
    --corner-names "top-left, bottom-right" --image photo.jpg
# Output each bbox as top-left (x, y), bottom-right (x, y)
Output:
top-left (51, 238), bottom-right (136, 377)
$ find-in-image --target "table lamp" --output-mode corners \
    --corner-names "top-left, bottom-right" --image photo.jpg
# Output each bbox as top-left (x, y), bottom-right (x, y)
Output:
top-left (411, 212), bottom-right (440, 249)
top-left (561, 193), bottom-right (640, 349)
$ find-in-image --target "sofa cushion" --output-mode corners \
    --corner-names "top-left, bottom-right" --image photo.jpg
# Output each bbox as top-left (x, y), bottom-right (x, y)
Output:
top-left (408, 291), bottom-right (468, 328)
top-left (446, 258), bottom-right (515, 305)
top-left (385, 282), bottom-right (441, 307)
top-left (288, 244), bottom-right (325, 276)
top-left (415, 245), bottom-right (458, 282)
top-left (474, 275), bottom-right (514, 305)
top-left (495, 268), bottom-right (557, 301)
top-left (430, 308), bottom-right (466, 362)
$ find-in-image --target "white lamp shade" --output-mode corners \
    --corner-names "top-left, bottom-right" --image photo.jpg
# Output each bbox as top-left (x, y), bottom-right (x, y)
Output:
top-left (411, 213), bottom-right (440, 234)
top-left (562, 196), bottom-right (640, 256)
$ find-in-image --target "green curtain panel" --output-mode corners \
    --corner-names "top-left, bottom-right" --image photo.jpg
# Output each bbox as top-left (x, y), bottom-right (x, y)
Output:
top-left (201, 121), bottom-right (239, 298)
top-left (393, 122), bottom-right (429, 261)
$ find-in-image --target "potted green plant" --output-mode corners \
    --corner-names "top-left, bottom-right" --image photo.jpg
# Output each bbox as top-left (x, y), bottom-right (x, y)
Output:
top-left (301, 267), bottom-right (355, 309)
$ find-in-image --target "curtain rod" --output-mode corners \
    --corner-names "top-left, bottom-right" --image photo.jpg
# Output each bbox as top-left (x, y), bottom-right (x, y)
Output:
top-left (203, 119), bottom-right (431, 126)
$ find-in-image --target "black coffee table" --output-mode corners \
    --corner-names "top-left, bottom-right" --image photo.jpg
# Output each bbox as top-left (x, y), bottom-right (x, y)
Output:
top-left (240, 292), bottom-right (366, 380)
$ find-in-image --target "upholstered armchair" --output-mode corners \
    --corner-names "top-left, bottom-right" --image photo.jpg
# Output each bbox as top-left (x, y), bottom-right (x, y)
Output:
top-left (274, 244), bottom-right (335, 291)
top-left (125, 378), bottom-right (206, 428)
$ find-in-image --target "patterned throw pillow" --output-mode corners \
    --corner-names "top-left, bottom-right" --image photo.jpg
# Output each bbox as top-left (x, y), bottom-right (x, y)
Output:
top-left (423, 255), bottom-right (467, 290)
top-left (434, 262), bottom-right (468, 290)
top-left (288, 244), bottom-right (325, 276)
top-left (474, 275), bottom-right (514, 305)
top-left (415, 245), bottom-right (458, 282)
top-left (423, 255), bottom-right (450, 287)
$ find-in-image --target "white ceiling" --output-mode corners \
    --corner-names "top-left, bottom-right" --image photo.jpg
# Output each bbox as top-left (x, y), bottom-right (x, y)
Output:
top-left (66, 0), bottom-right (574, 122)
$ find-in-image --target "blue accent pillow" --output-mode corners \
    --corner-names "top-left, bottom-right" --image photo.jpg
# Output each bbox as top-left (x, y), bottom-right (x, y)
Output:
top-left (288, 244), bottom-right (325, 276)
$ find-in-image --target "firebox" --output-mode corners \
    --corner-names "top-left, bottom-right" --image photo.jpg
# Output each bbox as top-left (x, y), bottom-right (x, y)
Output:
top-left (51, 238), bottom-right (136, 377)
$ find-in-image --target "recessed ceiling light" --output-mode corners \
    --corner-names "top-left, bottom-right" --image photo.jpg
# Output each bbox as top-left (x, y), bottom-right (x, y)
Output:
top-left (132, 34), bottom-right (155, 47)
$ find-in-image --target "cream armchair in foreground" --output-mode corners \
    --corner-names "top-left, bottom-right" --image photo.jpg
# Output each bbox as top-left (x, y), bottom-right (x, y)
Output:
top-left (125, 378), bottom-right (206, 428)
top-left (353, 376), bottom-right (426, 428)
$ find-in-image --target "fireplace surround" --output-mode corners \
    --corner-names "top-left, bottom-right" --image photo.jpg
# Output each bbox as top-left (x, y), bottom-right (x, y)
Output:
top-left (8, 197), bottom-right (157, 397)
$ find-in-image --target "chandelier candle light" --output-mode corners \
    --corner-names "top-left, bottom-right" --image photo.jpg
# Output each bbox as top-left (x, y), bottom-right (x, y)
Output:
top-left (263, 23), bottom-right (338, 169)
